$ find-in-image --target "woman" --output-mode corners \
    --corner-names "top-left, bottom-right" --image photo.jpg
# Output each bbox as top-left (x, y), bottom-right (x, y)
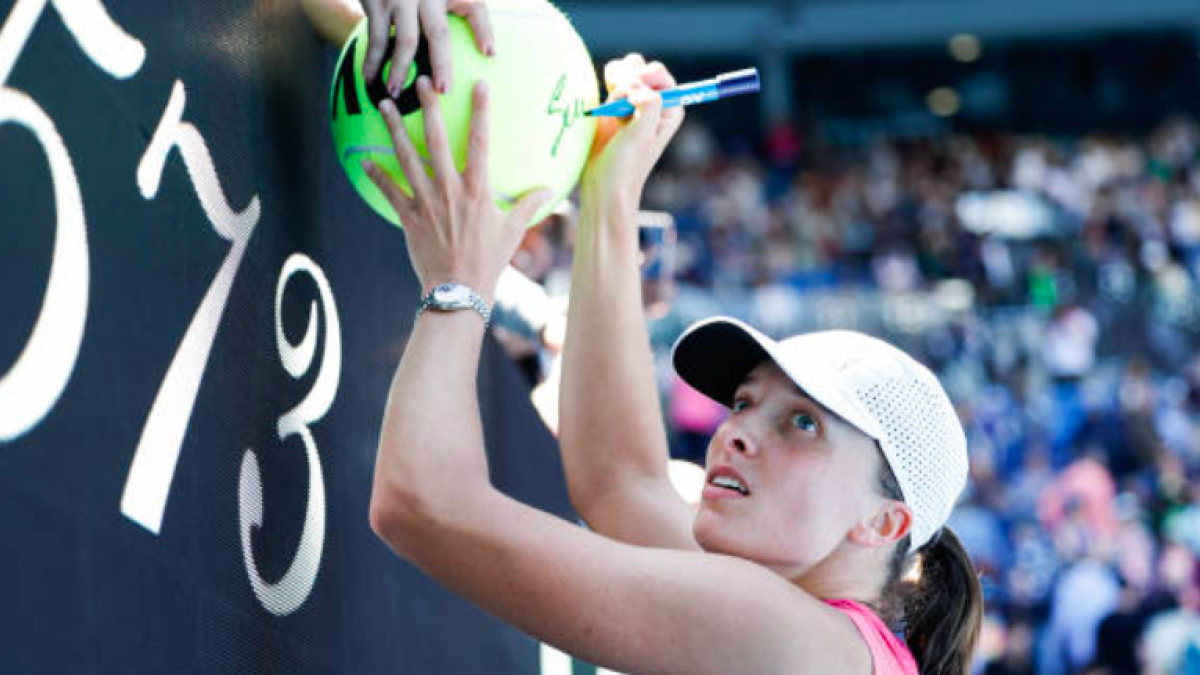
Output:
top-left (363, 47), bottom-right (983, 674)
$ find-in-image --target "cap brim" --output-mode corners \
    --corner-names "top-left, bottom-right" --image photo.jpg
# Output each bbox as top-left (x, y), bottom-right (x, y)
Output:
top-left (672, 318), bottom-right (885, 441)
top-left (671, 317), bottom-right (780, 407)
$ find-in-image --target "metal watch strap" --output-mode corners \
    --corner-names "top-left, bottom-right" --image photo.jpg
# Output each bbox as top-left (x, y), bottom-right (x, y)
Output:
top-left (416, 282), bottom-right (492, 328)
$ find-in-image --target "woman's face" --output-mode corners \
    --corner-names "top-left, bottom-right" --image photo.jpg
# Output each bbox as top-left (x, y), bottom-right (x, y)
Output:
top-left (693, 361), bottom-right (886, 577)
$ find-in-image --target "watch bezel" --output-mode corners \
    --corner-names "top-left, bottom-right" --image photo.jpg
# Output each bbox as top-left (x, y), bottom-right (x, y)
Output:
top-left (431, 283), bottom-right (472, 307)
top-left (417, 282), bottom-right (492, 327)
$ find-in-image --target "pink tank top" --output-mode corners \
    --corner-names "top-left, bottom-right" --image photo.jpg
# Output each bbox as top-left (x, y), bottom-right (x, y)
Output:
top-left (825, 599), bottom-right (920, 675)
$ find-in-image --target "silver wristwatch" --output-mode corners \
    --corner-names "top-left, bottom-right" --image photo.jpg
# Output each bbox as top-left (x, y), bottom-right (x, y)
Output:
top-left (416, 282), bottom-right (492, 328)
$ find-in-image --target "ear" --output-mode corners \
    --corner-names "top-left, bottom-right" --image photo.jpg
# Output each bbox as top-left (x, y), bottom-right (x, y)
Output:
top-left (848, 500), bottom-right (913, 548)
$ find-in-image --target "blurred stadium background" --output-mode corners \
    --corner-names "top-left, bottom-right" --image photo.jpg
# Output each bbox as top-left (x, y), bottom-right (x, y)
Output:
top-left (2, 0), bottom-right (1198, 673)
top-left (528, 1), bottom-right (1200, 673)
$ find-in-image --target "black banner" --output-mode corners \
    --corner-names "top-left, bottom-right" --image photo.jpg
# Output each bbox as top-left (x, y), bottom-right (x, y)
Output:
top-left (0, 1), bottom-right (574, 672)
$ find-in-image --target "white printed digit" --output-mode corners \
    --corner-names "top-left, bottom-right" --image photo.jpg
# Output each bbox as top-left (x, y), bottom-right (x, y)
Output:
top-left (0, 90), bottom-right (88, 440)
top-left (0, 0), bottom-right (143, 440)
top-left (120, 80), bottom-right (261, 534)
top-left (240, 254), bottom-right (341, 616)
top-left (539, 644), bottom-right (628, 675)
top-left (0, 0), bottom-right (143, 86)
top-left (540, 643), bottom-right (572, 675)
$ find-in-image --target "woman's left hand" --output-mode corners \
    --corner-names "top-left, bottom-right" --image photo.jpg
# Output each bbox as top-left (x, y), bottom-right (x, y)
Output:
top-left (363, 76), bottom-right (552, 302)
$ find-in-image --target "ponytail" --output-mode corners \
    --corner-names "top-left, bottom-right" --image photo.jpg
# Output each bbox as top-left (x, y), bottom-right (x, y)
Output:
top-left (902, 528), bottom-right (983, 675)
top-left (876, 457), bottom-right (982, 675)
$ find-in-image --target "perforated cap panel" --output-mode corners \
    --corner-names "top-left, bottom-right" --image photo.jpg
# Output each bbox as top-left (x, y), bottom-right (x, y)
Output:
top-left (835, 338), bottom-right (968, 551)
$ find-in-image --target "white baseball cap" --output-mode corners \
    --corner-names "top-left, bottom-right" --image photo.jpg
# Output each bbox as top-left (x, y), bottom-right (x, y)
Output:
top-left (671, 317), bottom-right (968, 552)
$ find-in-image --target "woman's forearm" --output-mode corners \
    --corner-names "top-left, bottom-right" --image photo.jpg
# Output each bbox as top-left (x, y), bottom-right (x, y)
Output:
top-left (370, 311), bottom-right (493, 551)
top-left (559, 201), bottom-right (673, 508)
top-left (299, 0), bottom-right (362, 45)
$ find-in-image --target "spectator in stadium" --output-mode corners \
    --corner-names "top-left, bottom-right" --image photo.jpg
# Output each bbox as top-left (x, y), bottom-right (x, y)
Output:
top-left (354, 0), bottom-right (492, 98)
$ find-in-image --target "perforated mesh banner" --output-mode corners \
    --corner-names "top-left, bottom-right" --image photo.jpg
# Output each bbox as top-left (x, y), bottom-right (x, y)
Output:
top-left (0, 1), bottom-right (572, 672)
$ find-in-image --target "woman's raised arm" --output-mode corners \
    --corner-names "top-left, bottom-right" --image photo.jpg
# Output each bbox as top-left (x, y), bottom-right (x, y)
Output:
top-left (364, 72), bottom-right (871, 675)
top-left (557, 56), bottom-right (698, 549)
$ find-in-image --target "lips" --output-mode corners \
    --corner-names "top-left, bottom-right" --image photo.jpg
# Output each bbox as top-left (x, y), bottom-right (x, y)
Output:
top-left (704, 465), bottom-right (751, 499)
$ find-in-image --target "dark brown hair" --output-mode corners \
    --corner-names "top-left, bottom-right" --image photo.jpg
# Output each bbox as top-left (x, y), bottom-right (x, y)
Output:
top-left (875, 458), bottom-right (983, 675)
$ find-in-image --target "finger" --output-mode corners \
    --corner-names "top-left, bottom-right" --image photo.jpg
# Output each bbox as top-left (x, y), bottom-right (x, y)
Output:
top-left (627, 84), bottom-right (663, 139)
top-left (609, 53), bottom-right (647, 97)
top-left (379, 98), bottom-right (433, 197)
top-left (622, 53), bottom-right (646, 69)
top-left (388, 3), bottom-right (420, 98)
top-left (655, 107), bottom-right (685, 154)
top-left (618, 54), bottom-right (647, 88)
top-left (604, 58), bottom-right (638, 95)
top-left (419, 0), bottom-right (452, 93)
top-left (606, 83), bottom-right (631, 105)
top-left (417, 76), bottom-right (457, 184)
top-left (603, 59), bottom-right (622, 94)
top-left (362, 0), bottom-right (388, 83)
top-left (659, 104), bottom-right (684, 133)
top-left (509, 187), bottom-right (555, 230)
top-left (451, 0), bottom-right (495, 57)
top-left (464, 80), bottom-right (490, 195)
top-left (362, 159), bottom-right (415, 221)
top-left (640, 61), bottom-right (676, 90)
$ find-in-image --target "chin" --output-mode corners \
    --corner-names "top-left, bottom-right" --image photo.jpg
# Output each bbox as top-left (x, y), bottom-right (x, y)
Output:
top-left (691, 510), bottom-right (724, 554)
top-left (692, 510), bottom-right (752, 559)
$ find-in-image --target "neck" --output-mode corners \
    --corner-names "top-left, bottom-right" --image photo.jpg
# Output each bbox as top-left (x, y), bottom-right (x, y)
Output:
top-left (791, 540), bottom-right (889, 606)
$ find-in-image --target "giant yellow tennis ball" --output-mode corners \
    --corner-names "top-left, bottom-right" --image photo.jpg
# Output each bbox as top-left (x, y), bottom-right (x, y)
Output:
top-left (330, 0), bottom-right (599, 228)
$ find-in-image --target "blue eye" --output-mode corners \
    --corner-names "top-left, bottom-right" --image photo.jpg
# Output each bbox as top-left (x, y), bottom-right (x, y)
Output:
top-left (791, 413), bottom-right (818, 432)
top-left (731, 398), bottom-right (749, 413)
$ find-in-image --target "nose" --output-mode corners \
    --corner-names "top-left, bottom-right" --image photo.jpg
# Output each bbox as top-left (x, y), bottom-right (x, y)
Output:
top-left (715, 419), bottom-right (758, 458)
top-left (727, 433), bottom-right (750, 455)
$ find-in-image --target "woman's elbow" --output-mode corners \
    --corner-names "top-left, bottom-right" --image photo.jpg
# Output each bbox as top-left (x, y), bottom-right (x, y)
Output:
top-left (564, 475), bottom-right (595, 518)
top-left (368, 483), bottom-right (429, 558)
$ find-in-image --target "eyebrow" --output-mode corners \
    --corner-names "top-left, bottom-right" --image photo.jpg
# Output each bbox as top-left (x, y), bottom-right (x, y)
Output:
top-left (783, 390), bottom-right (826, 418)
top-left (736, 373), bottom-right (825, 411)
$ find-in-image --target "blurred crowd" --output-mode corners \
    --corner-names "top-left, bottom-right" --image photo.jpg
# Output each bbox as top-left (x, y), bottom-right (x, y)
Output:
top-left (497, 116), bottom-right (1200, 674)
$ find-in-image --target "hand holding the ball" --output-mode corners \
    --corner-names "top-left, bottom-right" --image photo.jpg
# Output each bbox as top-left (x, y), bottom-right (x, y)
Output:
top-left (360, 0), bottom-right (494, 98)
top-left (582, 54), bottom-right (685, 217)
top-left (362, 76), bottom-right (553, 302)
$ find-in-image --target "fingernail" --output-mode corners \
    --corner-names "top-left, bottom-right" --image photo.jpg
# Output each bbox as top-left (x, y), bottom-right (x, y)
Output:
top-left (379, 99), bottom-right (394, 114)
top-left (484, 43), bottom-right (495, 57)
top-left (389, 82), bottom-right (400, 98)
top-left (361, 160), bottom-right (373, 173)
top-left (435, 77), bottom-right (448, 94)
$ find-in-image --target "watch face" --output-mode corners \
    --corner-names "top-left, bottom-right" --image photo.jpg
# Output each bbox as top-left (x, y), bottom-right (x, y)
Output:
top-left (432, 283), bottom-right (470, 306)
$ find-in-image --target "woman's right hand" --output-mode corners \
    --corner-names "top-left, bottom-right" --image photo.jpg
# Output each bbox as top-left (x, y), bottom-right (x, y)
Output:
top-left (359, 0), bottom-right (494, 98)
top-left (581, 54), bottom-right (685, 219)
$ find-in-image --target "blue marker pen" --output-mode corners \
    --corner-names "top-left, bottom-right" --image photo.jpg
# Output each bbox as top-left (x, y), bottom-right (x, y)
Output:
top-left (585, 68), bottom-right (761, 117)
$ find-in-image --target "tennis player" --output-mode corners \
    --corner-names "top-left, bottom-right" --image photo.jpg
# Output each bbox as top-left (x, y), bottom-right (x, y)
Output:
top-left (363, 49), bottom-right (982, 675)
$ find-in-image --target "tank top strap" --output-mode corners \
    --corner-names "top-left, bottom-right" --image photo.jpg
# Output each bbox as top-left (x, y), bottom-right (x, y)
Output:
top-left (824, 598), bottom-right (920, 675)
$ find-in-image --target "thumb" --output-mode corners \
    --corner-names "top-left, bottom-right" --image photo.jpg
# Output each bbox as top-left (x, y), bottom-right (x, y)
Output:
top-left (509, 187), bottom-right (555, 229)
